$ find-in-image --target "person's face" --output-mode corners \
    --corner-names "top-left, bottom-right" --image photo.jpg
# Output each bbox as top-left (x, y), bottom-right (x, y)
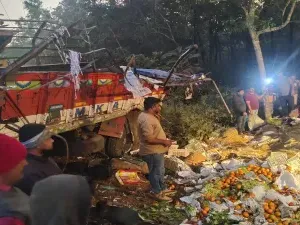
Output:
top-left (249, 88), bottom-right (255, 94)
top-left (0, 159), bottom-right (28, 185)
top-left (239, 90), bottom-right (244, 96)
top-left (152, 103), bottom-right (162, 114)
top-left (38, 138), bottom-right (54, 151)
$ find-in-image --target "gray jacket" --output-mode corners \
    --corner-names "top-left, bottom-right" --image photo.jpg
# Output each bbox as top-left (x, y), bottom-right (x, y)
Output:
top-left (233, 93), bottom-right (247, 114)
top-left (30, 175), bottom-right (91, 225)
top-left (0, 187), bottom-right (30, 224)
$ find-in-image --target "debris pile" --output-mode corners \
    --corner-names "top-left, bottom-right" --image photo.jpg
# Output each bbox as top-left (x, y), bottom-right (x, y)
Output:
top-left (171, 159), bottom-right (300, 225)
top-left (55, 123), bottom-right (300, 225)
top-left (139, 125), bottom-right (300, 225)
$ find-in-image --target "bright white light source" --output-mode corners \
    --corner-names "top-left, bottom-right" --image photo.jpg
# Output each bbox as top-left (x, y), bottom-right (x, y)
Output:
top-left (265, 78), bottom-right (273, 85)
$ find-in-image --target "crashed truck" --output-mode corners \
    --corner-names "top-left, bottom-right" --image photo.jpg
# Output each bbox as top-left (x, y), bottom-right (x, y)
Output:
top-left (0, 19), bottom-right (229, 158)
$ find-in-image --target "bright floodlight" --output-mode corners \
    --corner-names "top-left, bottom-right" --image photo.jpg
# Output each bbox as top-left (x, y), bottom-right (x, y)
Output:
top-left (265, 78), bottom-right (273, 85)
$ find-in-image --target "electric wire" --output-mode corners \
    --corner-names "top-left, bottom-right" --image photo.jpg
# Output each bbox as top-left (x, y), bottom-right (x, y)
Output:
top-left (54, 134), bottom-right (69, 172)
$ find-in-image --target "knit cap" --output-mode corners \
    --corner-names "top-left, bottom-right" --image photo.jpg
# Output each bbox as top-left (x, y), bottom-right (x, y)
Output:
top-left (19, 124), bottom-right (52, 149)
top-left (0, 134), bottom-right (27, 174)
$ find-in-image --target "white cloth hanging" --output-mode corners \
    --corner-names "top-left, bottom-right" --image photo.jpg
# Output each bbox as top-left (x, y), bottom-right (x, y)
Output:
top-left (69, 50), bottom-right (82, 98)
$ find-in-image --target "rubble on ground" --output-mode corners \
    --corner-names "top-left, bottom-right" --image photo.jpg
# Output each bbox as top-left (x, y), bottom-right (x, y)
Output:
top-left (55, 122), bottom-right (300, 225)
top-left (137, 124), bottom-right (300, 225)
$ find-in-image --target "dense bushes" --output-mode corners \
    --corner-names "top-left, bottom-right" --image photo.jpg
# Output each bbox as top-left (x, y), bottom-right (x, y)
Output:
top-left (161, 85), bottom-right (233, 147)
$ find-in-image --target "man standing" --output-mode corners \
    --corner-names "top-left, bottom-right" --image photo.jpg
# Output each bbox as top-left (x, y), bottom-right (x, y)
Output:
top-left (0, 134), bottom-right (30, 225)
top-left (277, 72), bottom-right (293, 117)
top-left (233, 89), bottom-right (247, 135)
top-left (138, 97), bottom-right (172, 201)
top-left (245, 88), bottom-right (264, 131)
top-left (16, 124), bottom-right (62, 195)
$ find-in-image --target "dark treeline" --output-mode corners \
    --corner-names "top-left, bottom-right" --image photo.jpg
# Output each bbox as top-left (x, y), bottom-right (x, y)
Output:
top-left (16, 0), bottom-right (300, 88)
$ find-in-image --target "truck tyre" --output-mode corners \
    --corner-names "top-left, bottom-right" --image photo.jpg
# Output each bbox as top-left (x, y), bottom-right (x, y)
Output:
top-left (105, 119), bottom-right (132, 158)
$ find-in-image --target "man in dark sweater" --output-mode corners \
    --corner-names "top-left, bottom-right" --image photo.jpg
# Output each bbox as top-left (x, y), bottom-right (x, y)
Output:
top-left (233, 89), bottom-right (247, 134)
top-left (16, 124), bottom-right (62, 196)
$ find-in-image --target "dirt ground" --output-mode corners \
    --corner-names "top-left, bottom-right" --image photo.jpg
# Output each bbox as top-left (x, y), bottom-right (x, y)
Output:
top-left (92, 174), bottom-right (154, 209)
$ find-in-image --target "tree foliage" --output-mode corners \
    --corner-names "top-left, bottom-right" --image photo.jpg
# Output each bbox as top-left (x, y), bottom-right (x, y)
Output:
top-left (14, 0), bottom-right (300, 86)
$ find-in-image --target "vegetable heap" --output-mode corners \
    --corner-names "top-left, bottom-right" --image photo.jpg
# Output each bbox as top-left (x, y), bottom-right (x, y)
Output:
top-left (189, 165), bottom-right (300, 225)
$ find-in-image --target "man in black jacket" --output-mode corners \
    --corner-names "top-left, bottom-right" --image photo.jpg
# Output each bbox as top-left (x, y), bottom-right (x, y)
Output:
top-left (233, 89), bottom-right (247, 134)
top-left (16, 124), bottom-right (62, 195)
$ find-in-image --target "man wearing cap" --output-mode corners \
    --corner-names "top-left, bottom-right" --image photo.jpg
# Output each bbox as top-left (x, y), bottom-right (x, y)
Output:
top-left (16, 124), bottom-right (62, 196)
top-left (0, 134), bottom-right (30, 225)
top-left (138, 97), bottom-right (173, 201)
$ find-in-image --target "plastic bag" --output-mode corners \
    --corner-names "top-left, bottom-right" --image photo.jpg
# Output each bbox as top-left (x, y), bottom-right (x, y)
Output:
top-left (221, 159), bottom-right (245, 170)
top-left (178, 171), bottom-right (201, 179)
top-left (248, 113), bottom-right (264, 131)
top-left (180, 196), bottom-right (201, 209)
top-left (200, 167), bottom-right (216, 177)
top-left (252, 186), bottom-right (266, 201)
top-left (275, 171), bottom-right (300, 190)
top-left (209, 202), bottom-right (228, 212)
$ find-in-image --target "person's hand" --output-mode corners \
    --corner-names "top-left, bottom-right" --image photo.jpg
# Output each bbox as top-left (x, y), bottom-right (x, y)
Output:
top-left (249, 110), bottom-right (252, 115)
top-left (243, 112), bottom-right (247, 116)
top-left (163, 139), bottom-right (173, 147)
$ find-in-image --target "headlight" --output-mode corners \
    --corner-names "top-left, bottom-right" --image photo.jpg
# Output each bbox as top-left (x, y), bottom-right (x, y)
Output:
top-left (265, 78), bottom-right (273, 85)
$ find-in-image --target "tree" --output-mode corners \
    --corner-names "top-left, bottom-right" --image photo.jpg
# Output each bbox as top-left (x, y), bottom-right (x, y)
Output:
top-left (23, 0), bottom-right (51, 20)
top-left (241, 0), bottom-right (299, 80)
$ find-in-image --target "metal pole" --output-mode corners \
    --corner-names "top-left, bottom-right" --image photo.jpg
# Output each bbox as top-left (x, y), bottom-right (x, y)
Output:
top-left (163, 44), bottom-right (198, 86)
top-left (212, 80), bottom-right (233, 117)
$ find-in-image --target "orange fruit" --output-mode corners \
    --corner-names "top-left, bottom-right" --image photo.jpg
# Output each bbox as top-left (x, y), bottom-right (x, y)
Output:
top-left (270, 215), bottom-right (278, 222)
top-left (264, 213), bottom-right (270, 219)
top-left (249, 193), bottom-right (255, 198)
top-left (266, 209), bottom-right (273, 214)
top-left (269, 202), bottom-right (275, 208)
top-left (275, 212), bottom-right (281, 217)
top-left (235, 205), bottom-right (242, 210)
top-left (268, 219), bottom-right (273, 223)
top-left (242, 211), bottom-right (249, 218)
top-left (202, 210), bottom-right (208, 216)
top-left (203, 207), bottom-right (210, 212)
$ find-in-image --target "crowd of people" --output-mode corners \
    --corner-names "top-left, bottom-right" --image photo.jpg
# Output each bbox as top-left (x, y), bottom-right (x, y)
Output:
top-left (0, 126), bottom-right (92, 225)
top-left (232, 72), bottom-right (300, 134)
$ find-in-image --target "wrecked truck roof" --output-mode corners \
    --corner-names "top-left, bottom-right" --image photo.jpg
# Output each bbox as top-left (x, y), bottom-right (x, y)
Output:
top-left (136, 68), bottom-right (205, 86)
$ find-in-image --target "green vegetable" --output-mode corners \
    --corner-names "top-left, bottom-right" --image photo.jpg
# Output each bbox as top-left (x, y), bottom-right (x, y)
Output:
top-left (241, 179), bottom-right (269, 191)
top-left (204, 211), bottom-right (236, 225)
top-left (138, 202), bottom-right (186, 225)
